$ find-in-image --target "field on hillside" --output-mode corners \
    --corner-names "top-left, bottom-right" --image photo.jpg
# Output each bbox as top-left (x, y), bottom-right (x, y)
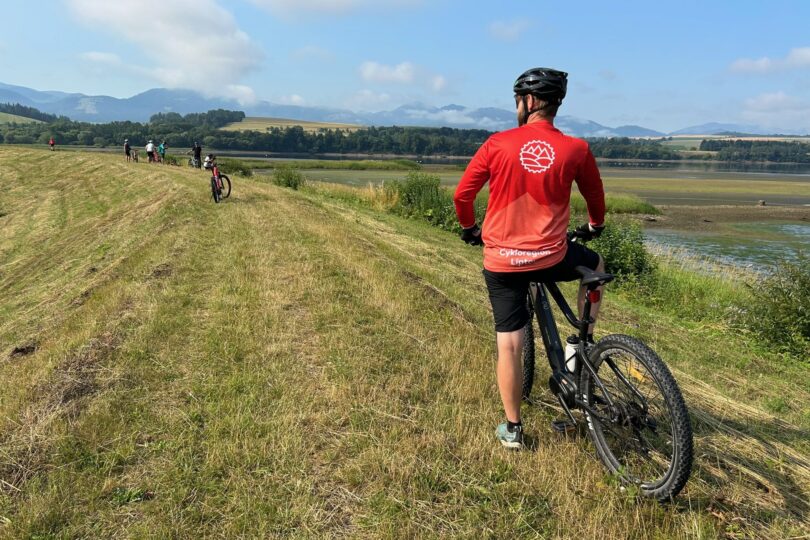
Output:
top-left (0, 148), bottom-right (808, 538)
top-left (221, 116), bottom-right (363, 133)
top-left (662, 135), bottom-right (810, 150)
top-left (0, 113), bottom-right (41, 124)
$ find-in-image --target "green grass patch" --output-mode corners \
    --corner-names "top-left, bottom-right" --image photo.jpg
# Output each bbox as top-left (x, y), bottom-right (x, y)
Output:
top-left (0, 112), bottom-right (42, 124)
top-left (572, 192), bottom-right (661, 215)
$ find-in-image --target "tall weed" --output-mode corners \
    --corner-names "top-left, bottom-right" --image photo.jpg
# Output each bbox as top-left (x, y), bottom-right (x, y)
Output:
top-left (742, 253), bottom-right (810, 358)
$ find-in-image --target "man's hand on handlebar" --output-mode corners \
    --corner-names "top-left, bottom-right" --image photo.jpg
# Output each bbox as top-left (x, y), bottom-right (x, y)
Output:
top-left (460, 224), bottom-right (483, 246)
top-left (571, 223), bottom-right (605, 241)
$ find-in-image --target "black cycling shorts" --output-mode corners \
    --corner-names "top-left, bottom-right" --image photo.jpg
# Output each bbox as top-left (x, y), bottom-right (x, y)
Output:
top-left (483, 241), bottom-right (601, 333)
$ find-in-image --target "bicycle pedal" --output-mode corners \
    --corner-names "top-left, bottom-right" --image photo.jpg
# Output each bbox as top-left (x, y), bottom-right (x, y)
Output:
top-left (551, 420), bottom-right (578, 435)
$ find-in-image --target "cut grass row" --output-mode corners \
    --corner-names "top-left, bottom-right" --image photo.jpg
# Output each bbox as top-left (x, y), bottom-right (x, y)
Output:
top-left (0, 148), bottom-right (807, 538)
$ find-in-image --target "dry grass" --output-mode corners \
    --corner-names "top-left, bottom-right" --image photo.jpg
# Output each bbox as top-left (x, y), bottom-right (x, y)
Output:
top-left (221, 116), bottom-right (363, 133)
top-left (0, 147), bottom-right (808, 538)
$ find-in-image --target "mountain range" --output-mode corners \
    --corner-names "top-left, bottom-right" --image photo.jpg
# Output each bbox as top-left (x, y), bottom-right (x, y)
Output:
top-left (1, 81), bottom-right (804, 137)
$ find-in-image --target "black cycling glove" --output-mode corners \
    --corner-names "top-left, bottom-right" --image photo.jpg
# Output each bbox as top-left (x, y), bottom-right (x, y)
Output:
top-left (460, 224), bottom-right (483, 246)
top-left (573, 222), bottom-right (605, 241)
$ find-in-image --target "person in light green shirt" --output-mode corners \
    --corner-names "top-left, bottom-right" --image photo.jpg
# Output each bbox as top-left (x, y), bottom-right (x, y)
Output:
top-left (158, 141), bottom-right (167, 163)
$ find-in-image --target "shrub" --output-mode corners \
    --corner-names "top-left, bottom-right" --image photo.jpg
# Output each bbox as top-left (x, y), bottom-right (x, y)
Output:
top-left (742, 253), bottom-right (810, 358)
top-left (391, 172), bottom-right (459, 231)
top-left (163, 154), bottom-right (181, 166)
top-left (587, 216), bottom-right (655, 281)
top-left (218, 158), bottom-right (254, 177)
top-left (272, 165), bottom-right (304, 190)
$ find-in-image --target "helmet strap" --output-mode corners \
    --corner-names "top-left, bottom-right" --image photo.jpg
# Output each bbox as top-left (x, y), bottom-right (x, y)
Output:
top-left (519, 94), bottom-right (545, 126)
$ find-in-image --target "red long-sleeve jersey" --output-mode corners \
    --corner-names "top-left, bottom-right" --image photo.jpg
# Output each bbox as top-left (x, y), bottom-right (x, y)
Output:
top-left (454, 119), bottom-right (605, 273)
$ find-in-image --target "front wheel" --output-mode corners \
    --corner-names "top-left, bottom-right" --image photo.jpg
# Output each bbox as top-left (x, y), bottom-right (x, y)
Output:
top-left (211, 177), bottom-right (221, 203)
top-left (219, 174), bottom-right (231, 199)
top-left (580, 334), bottom-right (693, 500)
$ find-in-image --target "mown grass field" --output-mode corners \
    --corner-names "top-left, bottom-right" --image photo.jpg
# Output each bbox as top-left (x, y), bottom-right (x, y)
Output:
top-left (0, 113), bottom-right (41, 124)
top-left (0, 148), bottom-right (808, 538)
top-left (221, 116), bottom-right (363, 133)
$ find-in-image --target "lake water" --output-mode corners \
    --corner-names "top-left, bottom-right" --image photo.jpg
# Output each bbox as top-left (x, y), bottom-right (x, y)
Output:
top-left (645, 223), bottom-right (810, 270)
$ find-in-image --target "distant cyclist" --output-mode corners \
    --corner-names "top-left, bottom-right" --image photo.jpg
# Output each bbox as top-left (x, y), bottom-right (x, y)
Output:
top-left (158, 140), bottom-right (167, 163)
top-left (191, 141), bottom-right (203, 168)
top-left (49, 136), bottom-right (55, 151)
top-left (124, 139), bottom-right (131, 162)
top-left (145, 140), bottom-right (156, 163)
top-left (453, 67), bottom-right (606, 449)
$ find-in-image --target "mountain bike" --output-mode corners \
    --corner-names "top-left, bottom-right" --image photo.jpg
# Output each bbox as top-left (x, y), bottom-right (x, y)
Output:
top-left (520, 231), bottom-right (693, 500)
top-left (188, 157), bottom-right (200, 168)
top-left (207, 159), bottom-right (231, 203)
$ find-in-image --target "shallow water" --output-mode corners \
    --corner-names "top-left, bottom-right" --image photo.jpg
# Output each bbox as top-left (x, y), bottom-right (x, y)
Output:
top-left (645, 223), bottom-right (810, 269)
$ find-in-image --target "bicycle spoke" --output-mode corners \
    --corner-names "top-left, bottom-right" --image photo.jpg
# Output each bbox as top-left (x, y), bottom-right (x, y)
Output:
top-left (587, 345), bottom-right (677, 487)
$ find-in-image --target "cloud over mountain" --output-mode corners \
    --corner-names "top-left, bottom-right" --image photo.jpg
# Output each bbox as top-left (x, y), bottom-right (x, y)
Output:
top-left (66, 0), bottom-right (263, 104)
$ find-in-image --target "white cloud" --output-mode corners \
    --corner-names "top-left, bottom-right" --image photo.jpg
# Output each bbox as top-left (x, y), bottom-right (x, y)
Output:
top-left (401, 107), bottom-right (509, 130)
top-left (358, 61), bottom-right (449, 95)
top-left (741, 91), bottom-right (810, 131)
top-left (730, 47), bottom-right (810, 73)
top-left (65, 0), bottom-right (263, 104)
top-left (80, 51), bottom-right (122, 65)
top-left (249, 0), bottom-right (420, 16)
top-left (431, 75), bottom-right (447, 92)
top-left (360, 61), bottom-right (415, 84)
top-left (345, 89), bottom-right (392, 111)
top-left (279, 94), bottom-right (306, 105)
top-left (488, 20), bottom-right (530, 42)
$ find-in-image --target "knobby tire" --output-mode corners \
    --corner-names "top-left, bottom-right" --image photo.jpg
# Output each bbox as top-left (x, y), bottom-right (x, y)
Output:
top-left (580, 334), bottom-right (693, 500)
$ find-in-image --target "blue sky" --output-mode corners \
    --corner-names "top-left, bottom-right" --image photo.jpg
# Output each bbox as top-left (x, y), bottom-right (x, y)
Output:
top-left (3, 0), bottom-right (810, 132)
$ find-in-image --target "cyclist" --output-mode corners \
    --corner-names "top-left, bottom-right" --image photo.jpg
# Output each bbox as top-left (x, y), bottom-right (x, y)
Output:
top-left (203, 153), bottom-right (215, 170)
top-left (191, 141), bottom-right (203, 168)
top-left (158, 140), bottom-right (167, 163)
top-left (49, 136), bottom-right (55, 151)
top-left (145, 140), bottom-right (156, 163)
top-left (124, 139), bottom-right (131, 162)
top-left (453, 67), bottom-right (607, 449)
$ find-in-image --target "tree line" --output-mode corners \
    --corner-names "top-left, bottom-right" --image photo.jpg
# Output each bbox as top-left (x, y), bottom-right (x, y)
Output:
top-left (8, 103), bottom-right (806, 162)
top-left (699, 139), bottom-right (810, 163)
top-left (0, 107), bottom-right (491, 155)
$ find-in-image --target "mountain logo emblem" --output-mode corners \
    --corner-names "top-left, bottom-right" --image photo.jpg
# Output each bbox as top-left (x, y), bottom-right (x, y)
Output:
top-left (519, 140), bottom-right (556, 174)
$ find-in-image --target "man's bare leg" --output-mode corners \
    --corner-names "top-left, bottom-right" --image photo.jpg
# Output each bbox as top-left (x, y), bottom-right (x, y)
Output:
top-left (495, 327), bottom-right (525, 423)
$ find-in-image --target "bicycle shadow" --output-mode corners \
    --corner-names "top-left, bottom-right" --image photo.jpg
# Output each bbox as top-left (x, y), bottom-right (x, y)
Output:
top-left (673, 398), bottom-right (809, 529)
top-left (525, 385), bottom-right (809, 531)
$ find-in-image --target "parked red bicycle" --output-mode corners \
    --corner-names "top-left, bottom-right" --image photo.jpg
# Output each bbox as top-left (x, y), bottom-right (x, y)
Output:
top-left (204, 154), bottom-right (231, 203)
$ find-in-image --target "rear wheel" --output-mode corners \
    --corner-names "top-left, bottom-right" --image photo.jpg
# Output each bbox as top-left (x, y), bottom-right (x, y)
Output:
top-left (211, 177), bottom-right (221, 203)
top-left (219, 174), bottom-right (231, 199)
top-left (521, 297), bottom-right (535, 399)
top-left (580, 334), bottom-right (693, 500)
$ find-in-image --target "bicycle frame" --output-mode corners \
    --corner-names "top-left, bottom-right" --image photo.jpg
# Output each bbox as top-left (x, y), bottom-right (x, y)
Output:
top-left (212, 165), bottom-right (222, 189)
top-left (527, 280), bottom-right (642, 425)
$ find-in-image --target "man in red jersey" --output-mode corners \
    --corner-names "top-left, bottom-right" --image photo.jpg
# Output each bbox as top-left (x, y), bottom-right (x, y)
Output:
top-left (453, 68), bottom-right (606, 448)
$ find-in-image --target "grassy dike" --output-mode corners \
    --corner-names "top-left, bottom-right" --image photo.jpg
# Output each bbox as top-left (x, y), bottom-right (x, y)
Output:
top-left (0, 148), bottom-right (808, 538)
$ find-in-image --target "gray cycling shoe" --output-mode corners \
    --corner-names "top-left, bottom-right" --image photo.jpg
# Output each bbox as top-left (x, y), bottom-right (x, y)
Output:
top-left (496, 422), bottom-right (524, 449)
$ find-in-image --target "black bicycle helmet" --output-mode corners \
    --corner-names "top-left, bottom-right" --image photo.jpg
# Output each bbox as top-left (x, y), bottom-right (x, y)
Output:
top-left (513, 67), bottom-right (568, 103)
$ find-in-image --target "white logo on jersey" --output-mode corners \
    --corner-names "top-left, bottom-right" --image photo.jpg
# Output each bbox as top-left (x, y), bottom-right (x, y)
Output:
top-left (519, 140), bottom-right (556, 174)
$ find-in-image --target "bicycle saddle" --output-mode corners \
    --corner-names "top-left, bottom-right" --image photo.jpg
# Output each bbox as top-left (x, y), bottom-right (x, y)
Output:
top-left (575, 266), bottom-right (615, 286)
